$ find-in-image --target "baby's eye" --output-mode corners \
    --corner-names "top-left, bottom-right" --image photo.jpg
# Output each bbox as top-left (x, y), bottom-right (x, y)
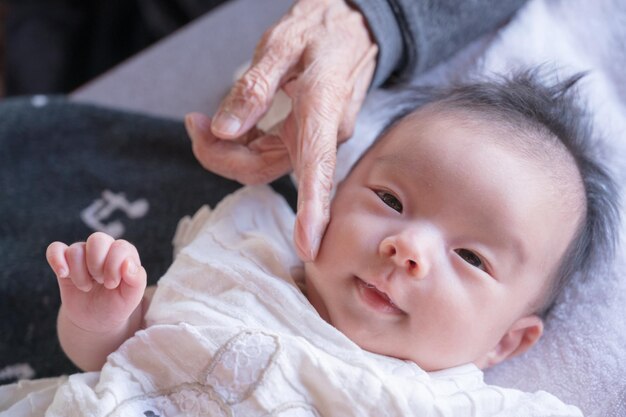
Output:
top-left (376, 191), bottom-right (403, 213)
top-left (455, 249), bottom-right (485, 271)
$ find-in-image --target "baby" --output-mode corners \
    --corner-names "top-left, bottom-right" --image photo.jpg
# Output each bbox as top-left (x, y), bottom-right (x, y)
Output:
top-left (41, 71), bottom-right (618, 416)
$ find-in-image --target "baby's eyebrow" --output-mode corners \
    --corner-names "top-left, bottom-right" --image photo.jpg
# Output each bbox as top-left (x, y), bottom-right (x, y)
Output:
top-left (374, 153), bottom-right (408, 167)
top-left (373, 154), bottom-right (416, 176)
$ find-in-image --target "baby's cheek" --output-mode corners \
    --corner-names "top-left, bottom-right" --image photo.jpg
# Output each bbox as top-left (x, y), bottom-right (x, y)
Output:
top-left (319, 217), bottom-right (355, 254)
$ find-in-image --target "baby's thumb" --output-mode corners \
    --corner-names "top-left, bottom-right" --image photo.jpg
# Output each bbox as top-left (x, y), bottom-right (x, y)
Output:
top-left (121, 259), bottom-right (147, 290)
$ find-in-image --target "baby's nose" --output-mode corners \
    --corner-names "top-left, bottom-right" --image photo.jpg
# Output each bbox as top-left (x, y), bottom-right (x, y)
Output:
top-left (379, 233), bottom-right (431, 279)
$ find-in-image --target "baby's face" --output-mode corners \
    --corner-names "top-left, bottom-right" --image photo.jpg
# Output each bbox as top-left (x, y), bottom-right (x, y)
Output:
top-left (304, 107), bottom-right (583, 371)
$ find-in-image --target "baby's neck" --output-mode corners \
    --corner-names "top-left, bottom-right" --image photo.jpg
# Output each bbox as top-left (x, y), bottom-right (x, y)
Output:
top-left (302, 274), bottom-right (331, 324)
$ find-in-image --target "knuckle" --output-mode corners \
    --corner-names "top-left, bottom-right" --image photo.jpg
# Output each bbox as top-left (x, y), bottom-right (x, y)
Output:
top-left (111, 239), bottom-right (131, 252)
top-left (235, 69), bottom-right (273, 108)
top-left (337, 124), bottom-right (354, 141)
top-left (67, 242), bottom-right (84, 257)
top-left (258, 23), bottom-right (283, 50)
top-left (260, 14), bottom-right (300, 50)
top-left (88, 231), bottom-right (110, 242)
top-left (337, 117), bottom-right (356, 140)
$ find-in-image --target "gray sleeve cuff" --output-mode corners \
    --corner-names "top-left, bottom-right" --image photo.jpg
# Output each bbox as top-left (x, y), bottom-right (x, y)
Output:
top-left (348, 0), bottom-right (405, 88)
top-left (348, 0), bottom-right (528, 87)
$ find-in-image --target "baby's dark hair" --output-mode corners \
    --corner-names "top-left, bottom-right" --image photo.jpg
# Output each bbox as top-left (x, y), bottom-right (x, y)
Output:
top-left (377, 69), bottom-right (620, 317)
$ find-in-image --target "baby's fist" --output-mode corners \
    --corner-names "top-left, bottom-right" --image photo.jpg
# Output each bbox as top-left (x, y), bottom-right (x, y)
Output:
top-left (46, 232), bottom-right (147, 332)
top-left (47, 232), bottom-right (144, 292)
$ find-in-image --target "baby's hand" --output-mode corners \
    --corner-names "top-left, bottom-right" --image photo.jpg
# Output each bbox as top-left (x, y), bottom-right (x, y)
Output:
top-left (46, 232), bottom-right (147, 334)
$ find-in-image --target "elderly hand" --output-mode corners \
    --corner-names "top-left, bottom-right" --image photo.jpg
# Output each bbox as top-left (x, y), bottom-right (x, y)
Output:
top-left (185, 0), bottom-right (377, 261)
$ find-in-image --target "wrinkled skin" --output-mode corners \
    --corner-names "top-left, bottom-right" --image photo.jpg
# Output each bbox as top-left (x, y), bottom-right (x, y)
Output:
top-left (185, 0), bottom-right (378, 261)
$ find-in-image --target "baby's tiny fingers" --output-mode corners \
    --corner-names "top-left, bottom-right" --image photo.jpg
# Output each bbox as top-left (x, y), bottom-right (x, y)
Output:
top-left (118, 260), bottom-right (147, 304)
top-left (85, 232), bottom-right (115, 284)
top-left (103, 240), bottom-right (139, 290)
top-left (121, 259), bottom-right (147, 289)
top-left (46, 242), bottom-right (70, 278)
top-left (65, 242), bottom-right (94, 292)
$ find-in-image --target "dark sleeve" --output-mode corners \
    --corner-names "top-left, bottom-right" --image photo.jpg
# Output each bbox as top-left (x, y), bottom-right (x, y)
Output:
top-left (348, 0), bottom-right (528, 87)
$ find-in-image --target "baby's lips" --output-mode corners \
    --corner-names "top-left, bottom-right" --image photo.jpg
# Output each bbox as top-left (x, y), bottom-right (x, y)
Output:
top-left (358, 276), bottom-right (405, 314)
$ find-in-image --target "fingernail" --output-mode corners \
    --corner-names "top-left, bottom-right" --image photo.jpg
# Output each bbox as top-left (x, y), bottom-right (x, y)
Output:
top-left (57, 268), bottom-right (68, 279)
top-left (213, 111), bottom-right (242, 136)
top-left (310, 235), bottom-right (321, 260)
top-left (307, 220), bottom-right (322, 260)
top-left (294, 216), bottom-right (312, 262)
top-left (127, 261), bottom-right (138, 275)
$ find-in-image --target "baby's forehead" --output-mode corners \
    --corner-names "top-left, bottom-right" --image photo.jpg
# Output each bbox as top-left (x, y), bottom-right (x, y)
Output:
top-left (365, 103), bottom-right (585, 207)
top-left (388, 103), bottom-right (536, 144)
top-left (377, 104), bottom-right (574, 170)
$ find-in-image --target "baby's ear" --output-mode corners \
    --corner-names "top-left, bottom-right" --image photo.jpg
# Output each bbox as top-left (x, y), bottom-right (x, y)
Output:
top-left (476, 315), bottom-right (544, 369)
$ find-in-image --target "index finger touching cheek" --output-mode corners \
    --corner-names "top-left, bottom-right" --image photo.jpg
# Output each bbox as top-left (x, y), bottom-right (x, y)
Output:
top-left (290, 85), bottom-right (345, 261)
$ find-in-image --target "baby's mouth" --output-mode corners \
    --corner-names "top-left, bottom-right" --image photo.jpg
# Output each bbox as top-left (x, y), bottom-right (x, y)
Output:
top-left (355, 277), bottom-right (404, 315)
